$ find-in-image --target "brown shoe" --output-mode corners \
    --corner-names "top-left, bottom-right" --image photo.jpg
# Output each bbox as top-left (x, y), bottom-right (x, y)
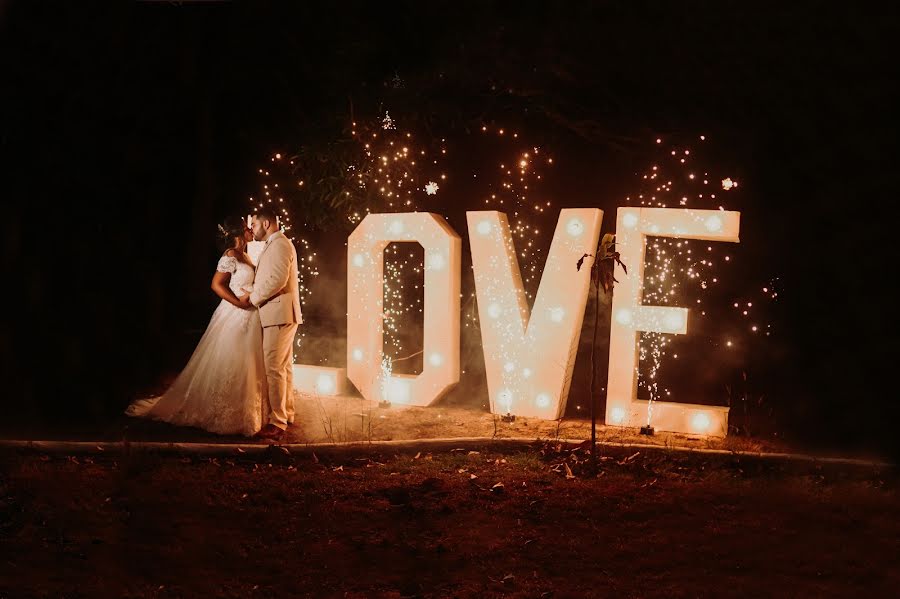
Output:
top-left (255, 424), bottom-right (284, 440)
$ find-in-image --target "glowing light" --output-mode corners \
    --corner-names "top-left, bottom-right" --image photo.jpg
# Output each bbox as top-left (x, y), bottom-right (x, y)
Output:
top-left (623, 212), bottom-right (639, 228)
top-left (487, 302), bottom-right (502, 319)
top-left (426, 252), bottom-right (446, 271)
top-left (352, 348), bottom-right (364, 362)
top-left (691, 412), bottom-right (711, 433)
top-left (721, 178), bottom-right (736, 190)
top-left (388, 219), bottom-right (405, 235)
top-left (549, 307), bottom-right (565, 323)
top-left (477, 220), bottom-right (493, 235)
top-left (610, 406), bottom-right (627, 424)
top-left (664, 311), bottom-right (685, 331)
top-left (292, 366), bottom-right (348, 397)
top-left (522, 368), bottom-right (532, 379)
top-left (385, 377), bottom-right (411, 403)
top-left (566, 218), bottom-right (585, 237)
top-left (615, 309), bottom-right (633, 326)
top-left (535, 393), bottom-right (551, 408)
top-left (704, 215), bottom-right (724, 232)
top-left (425, 181), bottom-right (439, 195)
top-left (316, 374), bottom-right (336, 395)
top-left (352, 253), bottom-right (366, 268)
top-left (428, 353), bottom-right (444, 367)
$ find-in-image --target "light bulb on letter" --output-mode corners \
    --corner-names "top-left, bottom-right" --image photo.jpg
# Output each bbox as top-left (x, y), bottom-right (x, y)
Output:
top-left (664, 312), bottom-right (684, 331)
top-left (623, 213), bottom-right (639, 228)
top-left (705, 215), bottom-right (723, 232)
top-left (487, 302), bottom-right (502, 319)
top-left (316, 374), bottom-right (335, 395)
top-left (691, 412), bottom-right (711, 433)
top-left (566, 218), bottom-right (584, 237)
top-left (426, 252), bottom-right (446, 270)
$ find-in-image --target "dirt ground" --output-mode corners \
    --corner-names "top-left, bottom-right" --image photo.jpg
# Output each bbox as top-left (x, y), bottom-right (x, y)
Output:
top-left (1, 442), bottom-right (897, 598)
top-left (13, 391), bottom-right (806, 457)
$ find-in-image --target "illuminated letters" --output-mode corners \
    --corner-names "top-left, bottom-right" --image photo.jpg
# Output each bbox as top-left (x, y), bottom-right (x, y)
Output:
top-left (346, 212), bottom-right (462, 406)
top-left (606, 208), bottom-right (740, 436)
top-left (273, 206), bottom-right (743, 437)
top-left (467, 209), bottom-right (603, 418)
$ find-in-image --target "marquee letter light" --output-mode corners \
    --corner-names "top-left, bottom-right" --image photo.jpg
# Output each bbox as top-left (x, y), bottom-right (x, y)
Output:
top-left (606, 207), bottom-right (741, 436)
top-left (347, 213), bottom-right (461, 406)
top-left (467, 209), bottom-right (603, 419)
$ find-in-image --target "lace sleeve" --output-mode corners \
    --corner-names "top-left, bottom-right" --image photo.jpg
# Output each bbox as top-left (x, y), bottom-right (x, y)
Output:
top-left (216, 255), bottom-right (237, 274)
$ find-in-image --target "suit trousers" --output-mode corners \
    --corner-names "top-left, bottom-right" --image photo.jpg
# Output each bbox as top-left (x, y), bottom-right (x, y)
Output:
top-left (262, 322), bottom-right (298, 430)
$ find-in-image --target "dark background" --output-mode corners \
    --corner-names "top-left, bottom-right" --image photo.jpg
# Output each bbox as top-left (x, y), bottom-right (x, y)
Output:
top-left (1, 1), bottom-right (896, 457)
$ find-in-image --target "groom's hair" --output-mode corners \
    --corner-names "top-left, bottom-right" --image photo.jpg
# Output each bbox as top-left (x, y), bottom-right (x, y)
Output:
top-left (255, 207), bottom-right (279, 228)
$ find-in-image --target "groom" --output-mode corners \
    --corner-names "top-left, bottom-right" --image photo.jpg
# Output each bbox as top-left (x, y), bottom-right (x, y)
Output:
top-left (242, 207), bottom-right (302, 440)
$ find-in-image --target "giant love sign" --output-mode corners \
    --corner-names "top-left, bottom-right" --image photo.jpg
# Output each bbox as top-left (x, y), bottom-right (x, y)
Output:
top-left (284, 207), bottom-right (740, 437)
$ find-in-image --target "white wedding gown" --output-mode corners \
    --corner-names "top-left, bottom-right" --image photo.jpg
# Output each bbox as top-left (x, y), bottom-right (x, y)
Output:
top-left (126, 255), bottom-right (267, 436)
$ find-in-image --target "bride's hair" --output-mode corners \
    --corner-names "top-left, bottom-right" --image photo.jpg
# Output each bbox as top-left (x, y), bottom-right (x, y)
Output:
top-left (216, 216), bottom-right (247, 253)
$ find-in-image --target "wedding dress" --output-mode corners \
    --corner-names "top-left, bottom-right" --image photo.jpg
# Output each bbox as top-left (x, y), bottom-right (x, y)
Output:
top-left (125, 255), bottom-right (267, 436)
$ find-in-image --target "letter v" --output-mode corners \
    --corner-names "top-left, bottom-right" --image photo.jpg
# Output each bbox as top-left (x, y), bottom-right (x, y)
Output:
top-left (467, 209), bottom-right (602, 418)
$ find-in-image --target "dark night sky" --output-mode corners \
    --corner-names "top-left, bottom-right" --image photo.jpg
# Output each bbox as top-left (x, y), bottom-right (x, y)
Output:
top-left (1, 1), bottom-right (896, 455)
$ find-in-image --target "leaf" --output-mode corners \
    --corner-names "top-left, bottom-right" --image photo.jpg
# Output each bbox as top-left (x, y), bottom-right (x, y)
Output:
top-left (576, 253), bottom-right (591, 272)
top-left (615, 253), bottom-right (627, 275)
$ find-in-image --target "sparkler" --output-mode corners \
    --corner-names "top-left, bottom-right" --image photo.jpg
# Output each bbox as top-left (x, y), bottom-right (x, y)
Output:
top-left (248, 153), bottom-right (319, 361)
top-left (625, 135), bottom-right (774, 430)
top-left (251, 118), bottom-right (780, 433)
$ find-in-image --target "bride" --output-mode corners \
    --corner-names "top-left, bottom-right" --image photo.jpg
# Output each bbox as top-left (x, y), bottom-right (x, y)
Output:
top-left (126, 217), bottom-right (267, 436)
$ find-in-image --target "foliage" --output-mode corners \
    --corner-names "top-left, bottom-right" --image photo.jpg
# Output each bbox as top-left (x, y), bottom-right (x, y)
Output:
top-left (577, 233), bottom-right (626, 294)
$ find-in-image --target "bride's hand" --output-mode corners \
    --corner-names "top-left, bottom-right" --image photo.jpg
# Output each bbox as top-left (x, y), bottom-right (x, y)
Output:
top-left (236, 294), bottom-right (253, 309)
